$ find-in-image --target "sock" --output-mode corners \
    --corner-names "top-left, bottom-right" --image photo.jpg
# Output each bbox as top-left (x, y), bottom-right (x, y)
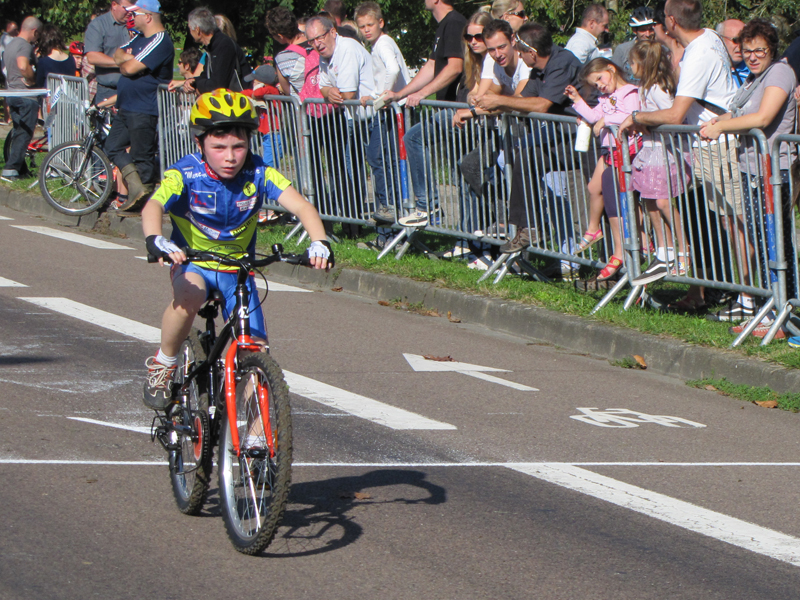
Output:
top-left (738, 295), bottom-right (755, 309)
top-left (155, 349), bottom-right (177, 367)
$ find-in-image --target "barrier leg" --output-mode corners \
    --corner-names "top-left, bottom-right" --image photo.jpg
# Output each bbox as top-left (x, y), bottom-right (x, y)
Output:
top-left (590, 276), bottom-right (630, 315)
top-left (377, 228), bottom-right (408, 260)
top-left (478, 252), bottom-right (514, 283)
top-left (730, 297), bottom-right (774, 347)
top-left (283, 221), bottom-right (305, 243)
top-left (623, 284), bottom-right (645, 311)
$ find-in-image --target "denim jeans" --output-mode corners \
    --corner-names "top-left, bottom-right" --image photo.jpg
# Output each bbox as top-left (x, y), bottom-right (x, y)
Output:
top-left (104, 108), bottom-right (160, 185)
top-left (404, 109), bottom-right (452, 211)
top-left (3, 96), bottom-right (38, 176)
top-left (262, 132), bottom-right (283, 169)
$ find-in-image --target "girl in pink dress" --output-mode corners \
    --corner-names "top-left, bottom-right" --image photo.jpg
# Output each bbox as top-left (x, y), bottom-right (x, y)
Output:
top-left (566, 58), bottom-right (640, 280)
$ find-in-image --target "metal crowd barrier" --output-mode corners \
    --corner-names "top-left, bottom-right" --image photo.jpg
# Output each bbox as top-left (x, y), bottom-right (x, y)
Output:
top-left (150, 91), bottom-right (798, 345)
top-left (378, 99), bottom-right (514, 260)
top-left (757, 133), bottom-right (800, 344)
top-left (585, 125), bottom-right (782, 346)
top-left (45, 74), bottom-right (89, 147)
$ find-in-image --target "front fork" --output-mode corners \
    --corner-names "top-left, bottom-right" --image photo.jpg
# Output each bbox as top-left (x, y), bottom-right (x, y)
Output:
top-left (223, 336), bottom-right (274, 459)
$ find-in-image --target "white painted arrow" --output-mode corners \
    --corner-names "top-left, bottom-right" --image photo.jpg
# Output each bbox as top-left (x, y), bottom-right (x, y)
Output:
top-left (403, 353), bottom-right (537, 391)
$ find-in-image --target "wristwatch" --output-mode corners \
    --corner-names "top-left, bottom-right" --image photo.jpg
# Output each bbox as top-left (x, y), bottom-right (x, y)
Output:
top-left (631, 110), bottom-right (639, 125)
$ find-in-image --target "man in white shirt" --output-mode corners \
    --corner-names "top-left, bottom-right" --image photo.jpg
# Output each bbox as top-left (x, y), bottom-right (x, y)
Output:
top-left (618, 0), bottom-right (739, 315)
top-left (307, 15), bottom-right (376, 225)
top-left (565, 4), bottom-right (609, 64)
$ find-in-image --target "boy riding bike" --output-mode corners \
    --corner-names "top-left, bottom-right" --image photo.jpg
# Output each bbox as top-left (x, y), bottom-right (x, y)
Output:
top-left (141, 89), bottom-right (331, 410)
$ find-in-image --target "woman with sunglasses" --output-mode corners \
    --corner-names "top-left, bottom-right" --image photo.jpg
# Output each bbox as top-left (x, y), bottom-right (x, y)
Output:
top-left (699, 18), bottom-right (797, 336)
top-left (458, 9), bottom-right (493, 105)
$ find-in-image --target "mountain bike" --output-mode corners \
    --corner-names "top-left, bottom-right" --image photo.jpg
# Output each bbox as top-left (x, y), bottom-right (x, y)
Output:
top-left (38, 105), bottom-right (115, 216)
top-left (148, 245), bottom-right (304, 555)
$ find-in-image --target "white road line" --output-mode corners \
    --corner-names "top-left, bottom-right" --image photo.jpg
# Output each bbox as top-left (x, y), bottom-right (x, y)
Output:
top-left (459, 370), bottom-right (538, 391)
top-left (0, 277), bottom-right (26, 287)
top-left (20, 298), bottom-right (453, 430)
top-left (255, 279), bottom-right (313, 293)
top-left (68, 417), bottom-right (151, 435)
top-left (19, 298), bottom-right (161, 343)
top-left (0, 215), bottom-right (13, 220)
top-left (283, 371), bottom-right (456, 430)
top-left (3, 460), bottom-right (800, 467)
top-left (11, 226), bottom-right (133, 250)
top-left (507, 463), bottom-right (800, 567)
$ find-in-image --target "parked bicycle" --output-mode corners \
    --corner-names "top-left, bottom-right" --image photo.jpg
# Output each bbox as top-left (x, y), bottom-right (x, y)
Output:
top-left (38, 105), bottom-right (115, 215)
top-left (148, 245), bottom-right (304, 555)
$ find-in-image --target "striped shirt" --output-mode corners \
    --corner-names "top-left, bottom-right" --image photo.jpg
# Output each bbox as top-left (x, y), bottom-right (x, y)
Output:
top-left (116, 30), bottom-right (174, 116)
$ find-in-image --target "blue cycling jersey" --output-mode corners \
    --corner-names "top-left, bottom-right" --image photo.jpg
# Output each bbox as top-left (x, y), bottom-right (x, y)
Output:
top-left (152, 152), bottom-right (291, 269)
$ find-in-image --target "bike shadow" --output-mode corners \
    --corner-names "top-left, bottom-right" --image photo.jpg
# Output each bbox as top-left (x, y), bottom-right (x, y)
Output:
top-left (198, 468), bottom-right (446, 557)
top-left (265, 468), bottom-right (447, 557)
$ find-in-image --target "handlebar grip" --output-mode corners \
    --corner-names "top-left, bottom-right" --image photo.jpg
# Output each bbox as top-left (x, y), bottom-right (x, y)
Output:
top-left (147, 254), bottom-right (173, 264)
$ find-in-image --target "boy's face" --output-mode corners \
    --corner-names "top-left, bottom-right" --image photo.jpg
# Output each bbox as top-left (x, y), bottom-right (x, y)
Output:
top-left (178, 61), bottom-right (191, 78)
top-left (356, 15), bottom-right (382, 44)
top-left (200, 131), bottom-right (249, 180)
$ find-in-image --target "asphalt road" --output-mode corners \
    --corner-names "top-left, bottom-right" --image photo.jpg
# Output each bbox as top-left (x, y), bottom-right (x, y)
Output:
top-left (1, 205), bottom-right (800, 599)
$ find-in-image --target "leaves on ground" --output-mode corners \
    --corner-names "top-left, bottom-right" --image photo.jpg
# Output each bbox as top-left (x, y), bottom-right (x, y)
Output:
top-left (447, 311), bottom-right (461, 323)
top-left (331, 286), bottom-right (343, 292)
top-left (633, 355), bottom-right (647, 369)
top-left (755, 400), bottom-right (779, 408)
top-left (378, 300), bottom-right (391, 306)
top-left (340, 492), bottom-right (372, 500)
top-left (424, 355), bottom-right (455, 362)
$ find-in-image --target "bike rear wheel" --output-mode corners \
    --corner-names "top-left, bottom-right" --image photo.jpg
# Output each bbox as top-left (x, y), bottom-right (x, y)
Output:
top-left (38, 141), bottom-right (113, 215)
top-left (169, 329), bottom-right (212, 515)
top-left (218, 352), bottom-right (292, 554)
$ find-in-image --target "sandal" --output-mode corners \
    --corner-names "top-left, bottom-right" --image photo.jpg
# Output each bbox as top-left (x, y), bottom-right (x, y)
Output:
top-left (576, 229), bottom-right (604, 253)
top-left (597, 255), bottom-right (623, 281)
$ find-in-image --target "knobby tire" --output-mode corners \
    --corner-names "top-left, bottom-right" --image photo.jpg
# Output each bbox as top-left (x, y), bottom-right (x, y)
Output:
top-left (218, 352), bottom-right (292, 554)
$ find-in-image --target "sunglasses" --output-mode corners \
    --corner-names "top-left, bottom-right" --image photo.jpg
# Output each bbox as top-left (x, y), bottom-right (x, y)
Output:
top-left (127, 10), bottom-right (147, 17)
top-left (463, 32), bottom-right (484, 42)
top-left (504, 10), bottom-right (526, 18)
top-left (307, 29), bottom-right (332, 45)
top-left (514, 34), bottom-right (535, 53)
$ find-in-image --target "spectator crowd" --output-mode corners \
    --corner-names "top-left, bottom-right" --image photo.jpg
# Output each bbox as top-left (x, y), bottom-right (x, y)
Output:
top-left (1, 0), bottom-right (799, 338)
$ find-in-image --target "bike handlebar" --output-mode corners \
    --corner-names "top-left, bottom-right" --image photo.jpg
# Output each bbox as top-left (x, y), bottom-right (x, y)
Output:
top-left (147, 244), bottom-right (309, 267)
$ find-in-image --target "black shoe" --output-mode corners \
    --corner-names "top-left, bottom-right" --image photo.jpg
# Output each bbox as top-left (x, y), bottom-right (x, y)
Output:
top-left (632, 260), bottom-right (669, 285)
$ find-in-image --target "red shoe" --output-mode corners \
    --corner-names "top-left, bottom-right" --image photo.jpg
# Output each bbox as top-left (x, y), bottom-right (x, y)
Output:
top-left (729, 319), bottom-right (786, 339)
top-left (597, 255), bottom-right (623, 281)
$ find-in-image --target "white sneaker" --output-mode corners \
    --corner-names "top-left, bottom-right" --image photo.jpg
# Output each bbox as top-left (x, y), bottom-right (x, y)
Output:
top-left (398, 210), bottom-right (429, 227)
top-left (467, 252), bottom-right (492, 271)
top-left (442, 241), bottom-right (470, 258)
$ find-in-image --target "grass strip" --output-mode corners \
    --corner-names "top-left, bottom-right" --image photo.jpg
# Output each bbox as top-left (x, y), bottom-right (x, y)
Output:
top-left (686, 377), bottom-right (800, 412)
top-left (256, 222), bottom-right (800, 372)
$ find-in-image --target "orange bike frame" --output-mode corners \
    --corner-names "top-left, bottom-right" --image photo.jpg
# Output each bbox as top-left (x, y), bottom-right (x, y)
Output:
top-left (223, 335), bottom-right (275, 458)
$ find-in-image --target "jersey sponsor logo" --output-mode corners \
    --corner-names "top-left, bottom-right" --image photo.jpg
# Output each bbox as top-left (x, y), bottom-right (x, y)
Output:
top-left (243, 181), bottom-right (257, 197)
top-left (230, 215), bottom-right (257, 237)
top-left (183, 169), bottom-right (205, 179)
top-left (190, 190), bottom-right (217, 214)
top-left (188, 213), bottom-right (221, 239)
top-left (235, 197), bottom-right (257, 212)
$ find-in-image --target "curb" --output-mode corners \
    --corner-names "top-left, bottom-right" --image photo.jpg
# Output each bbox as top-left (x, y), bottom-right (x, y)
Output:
top-left (4, 185), bottom-right (800, 395)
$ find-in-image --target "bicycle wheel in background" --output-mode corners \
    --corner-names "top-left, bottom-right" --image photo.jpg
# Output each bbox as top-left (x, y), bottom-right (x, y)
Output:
top-left (218, 352), bottom-right (293, 554)
top-left (169, 329), bottom-right (212, 515)
top-left (38, 141), bottom-right (113, 215)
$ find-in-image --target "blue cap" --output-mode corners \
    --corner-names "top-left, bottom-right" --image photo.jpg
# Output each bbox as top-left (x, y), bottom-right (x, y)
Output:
top-left (127, 0), bottom-right (161, 14)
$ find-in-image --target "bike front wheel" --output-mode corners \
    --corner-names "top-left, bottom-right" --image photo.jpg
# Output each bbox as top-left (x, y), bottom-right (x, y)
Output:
top-left (169, 329), bottom-right (212, 515)
top-left (218, 352), bottom-right (292, 554)
top-left (38, 141), bottom-right (113, 215)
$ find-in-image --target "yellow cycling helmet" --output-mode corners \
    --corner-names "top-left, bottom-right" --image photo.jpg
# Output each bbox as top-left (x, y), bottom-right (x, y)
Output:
top-left (189, 88), bottom-right (259, 137)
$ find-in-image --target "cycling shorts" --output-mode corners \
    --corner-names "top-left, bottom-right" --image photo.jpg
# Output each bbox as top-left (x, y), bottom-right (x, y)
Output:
top-left (172, 263), bottom-right (267, 340)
